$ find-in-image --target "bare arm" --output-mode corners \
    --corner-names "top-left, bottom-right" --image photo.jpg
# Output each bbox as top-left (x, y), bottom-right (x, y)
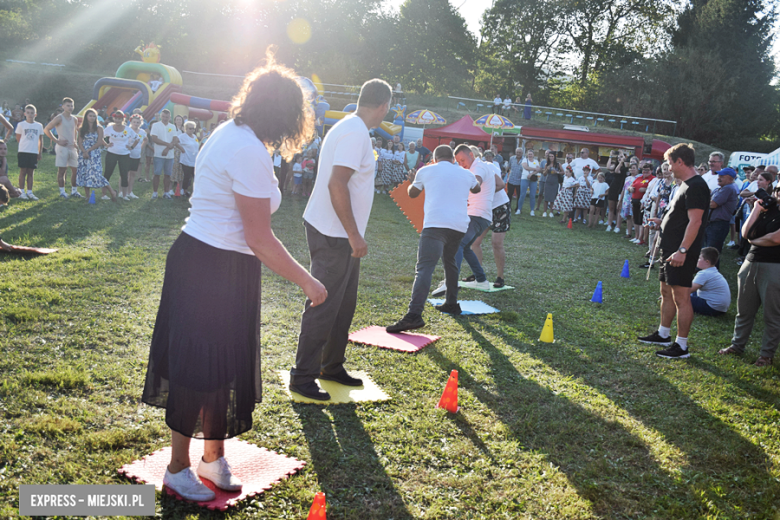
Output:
top-left (739, 188), bottom-right (754, 198)
top-left (750, 228), bottom-right (780, 247)
top-left (494, 173), bottom-right (505, 191)
top-left (44, 115), bottom-right (65, 146)
top-left (0, 113), bottom-right (12, 134)
top-left (689, 283), bottom-right (702, 295)
top-left (234, 193), bottom-right (327, 306)
top-left (329, 165), bottom-right (367, 258)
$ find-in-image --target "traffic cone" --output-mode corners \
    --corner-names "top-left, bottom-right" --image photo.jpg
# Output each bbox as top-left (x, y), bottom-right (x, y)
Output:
top-left (567, 218), bottom-right (573, 229)
top-left (307, 492), bottom-right (326, 519)
top-left (174, 185), bottom-right (181, 197)
top-left (590, 281), bottom-right (603, 303)
top-left (88, 191), bottom-right (96, 204)
top-left (620, 260), bottom-right (630, 278)
top-left (437, 370), bottom-right (459, 413)
top-left (539, 313), bottom-right (555, 343)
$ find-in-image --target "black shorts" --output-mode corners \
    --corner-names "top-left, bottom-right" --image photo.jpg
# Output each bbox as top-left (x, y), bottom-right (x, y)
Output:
top-left (631, 199), bottom-right (643, 225)
top-left (490, 202), bottom-right (511, 233)
top-left (18, 152), bottom-right (38, 170)
top-left (591, 199), bottom-right (605, 209)
top-left (128, 157), bottom-right (141, 171)
top-left (658, 248), bottom-right (699, 288)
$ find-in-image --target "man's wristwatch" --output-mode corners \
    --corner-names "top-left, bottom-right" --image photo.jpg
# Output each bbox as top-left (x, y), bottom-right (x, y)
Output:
top-left (678, 246), bottom-right (688, 254)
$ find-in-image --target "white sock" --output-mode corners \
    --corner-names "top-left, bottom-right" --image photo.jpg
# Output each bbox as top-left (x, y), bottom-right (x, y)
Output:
top-left (71, 186), bottom-right (78, 194)
top-left (658, 325), bottom-right (671, 338)
top-left (59, 187), bottom-right (66, 195)
top-left (676, 336), bottom-right (688, 350)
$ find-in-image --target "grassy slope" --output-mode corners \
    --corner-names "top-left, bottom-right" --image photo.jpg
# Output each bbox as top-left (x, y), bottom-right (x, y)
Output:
top-left (1, 143), bottom-right (779, 519)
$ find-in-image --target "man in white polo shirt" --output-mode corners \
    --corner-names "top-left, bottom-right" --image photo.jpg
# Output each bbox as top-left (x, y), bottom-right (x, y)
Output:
top-left (571, 147), bottom-right (600, 179)
top-left (290, 79), bottom-right (392, 401)
top-left (386, 145), bottom-right (481, 332)
top-left (432, 144), bottom-right (494, 295)
top-left (700, 151), bottom-right (724, 192)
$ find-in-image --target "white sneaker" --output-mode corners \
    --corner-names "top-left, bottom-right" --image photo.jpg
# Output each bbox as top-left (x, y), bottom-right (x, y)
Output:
top-left (514, 210), bottom-right (521, 215)
top-left (542, 212), bottom-right (547, 217)
top-left (530, 210), bottom-right (535, 216)
top-left (163, 467), bottom-right (215, 501)
top-left (431, 280), bottom-right (447, 297)
top-left (101, 195), bottom-right (111, 200)
top-left (197, 457), bottom-right (242, 491)
top-left (59, 192), bottom-right (69, 199)
top-left (474, 280), bottom-right (491, 291)
top-left (614, 228), bottom-right (621, 233)
top-left (128, 192), bottom-right (139, 199)
top-left (631, 238), bottom-right (640, 244)
top-left (123, 196), bottom-right (131, 201)
top-left (606, 226), bottom-right (613, 232)
top-left (599, 220), bottom-right (604, 225)
top-left (27, 192), bottom-right (39, 201)
top-left (19, 191), bottom-right (28, 200)
top-left (726, 241), bottom-right (736, 247)
top-left (163, 193), bottom-right (173, 200)
top-left (71, 191), bottom-right (84, 198)
top-left (550, 212), bottom-right (555, 218)
top-left (151, 192), bottom-right (158, 199)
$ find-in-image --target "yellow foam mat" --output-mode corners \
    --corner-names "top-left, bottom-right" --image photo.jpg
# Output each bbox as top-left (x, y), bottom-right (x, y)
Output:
top-left (277, 371), bottom-right (390, 405)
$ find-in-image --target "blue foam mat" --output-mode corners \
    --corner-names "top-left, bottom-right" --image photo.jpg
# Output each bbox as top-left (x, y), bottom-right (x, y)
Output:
top-left (427, 299), bottom-right (500, 315)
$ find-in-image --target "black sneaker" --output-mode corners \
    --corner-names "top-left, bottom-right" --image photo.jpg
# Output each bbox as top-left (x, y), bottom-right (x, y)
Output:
top-left (656, 343), bottom-right (690, 359)
top-left (638, 330), bottom-right (672, 346)
top-left (386, 313), bottom-right (425, 333)
top-left (462, 274), bottom-right (476, 282)
top-left (289, 381), bottom-right (331, 401)
top-left (435, 303), bottom-right (462, 315)
top-left (493, 277), bottom-right (505, 288)
top-left (319, 369), bottom-right (363, 387)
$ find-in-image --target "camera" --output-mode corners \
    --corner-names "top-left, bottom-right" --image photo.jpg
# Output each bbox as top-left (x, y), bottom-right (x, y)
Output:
top-left (755, 188), bottom-right (777, 211)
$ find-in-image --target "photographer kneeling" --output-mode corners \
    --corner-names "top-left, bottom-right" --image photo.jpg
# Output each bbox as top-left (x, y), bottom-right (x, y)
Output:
top-left (719, 185), bottom-right (780, 366)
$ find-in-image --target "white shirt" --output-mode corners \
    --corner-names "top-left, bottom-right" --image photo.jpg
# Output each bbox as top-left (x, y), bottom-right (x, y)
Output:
top-left (177, 133), bottom-right (200, 167)
top-left (393, 150), bottom-right (406, 164)
top-left (521, 159), bottom-right (540, 180)
top-left (502, 98), bottom-right (512, 108)
top-left (303, 115), bottom-right (375, 239)
top-left (641, 177), bottom-right (660, 205)
top-left (562, 176), bottom-right (577, 189)
top-left (149, 79), bottom-right (162, 92)
top-left (411, 161), bottom-right (478, 233)
top-left (571, 157), bottom-right (600, 179)
top-left (493, 97), bottom-right (502, 106)
top-left (292, 162), bottom-right (303, 176)
top-left (693, 267), bottom-right (731, 312)
top-left (183, 120), bottom-right (280, 255)
top-left (488, 161), bottom-right (510, 208)
top-left (273, 153), bottom-right (282, 168)
top-left (15, 121), bottom-right (44, 154)
top-left (591, 181), bottom-right (609, 199)
top-left (701, 170), bottom-right (720, 192)
top-left (104, 125), bottom-right (138, 156)
top-left (380, 148), bottom-right (394, 160)
top-left (128, 128), bottom-right (146, 159)
top-left (150, 121), bottom-right (177, 158)
top-left (467, 158), bottom-right (496, 221)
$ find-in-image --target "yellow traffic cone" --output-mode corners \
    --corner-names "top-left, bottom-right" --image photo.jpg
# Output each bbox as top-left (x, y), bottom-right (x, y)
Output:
top-left (539, 313), bottom-right (555, 343)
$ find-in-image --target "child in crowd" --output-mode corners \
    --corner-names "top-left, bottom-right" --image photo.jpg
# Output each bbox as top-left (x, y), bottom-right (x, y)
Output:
top-left (553, 165), bottom-right (576, 224)
top-left (291, 154), bottom-right (303, 195)
top-left (15, 105), bottom-right (44, 201)
top-left (572, 165), bottom-right (592, 222)
top-left (301, 149), bottom-right (316, 197)
top-left (616, 164), bottom-right (638, 238)
top-left (588, 172), bottom-right (608, 228)
top-left (690, 247), bottom-right (731, 316)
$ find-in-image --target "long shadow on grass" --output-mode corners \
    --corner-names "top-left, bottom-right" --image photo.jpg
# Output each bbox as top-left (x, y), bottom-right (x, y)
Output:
top-left (691, 357), bottom-right (780, 410)
top-left (294, 403), bottom-right (413, 520)
top-left (462, 317), bottom-right (780, 517)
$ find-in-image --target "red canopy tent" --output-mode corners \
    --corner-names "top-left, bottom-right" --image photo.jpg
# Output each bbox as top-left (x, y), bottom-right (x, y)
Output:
top-left (422, 115), bottom-right (496, 152)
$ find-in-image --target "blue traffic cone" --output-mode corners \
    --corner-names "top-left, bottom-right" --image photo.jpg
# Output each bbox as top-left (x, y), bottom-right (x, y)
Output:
top-left (591, 281), bottom-right (603, 303)
top-left (88, 191), bottom-right (96, 204)
top-left (620, 260), bottom-right (630, 278)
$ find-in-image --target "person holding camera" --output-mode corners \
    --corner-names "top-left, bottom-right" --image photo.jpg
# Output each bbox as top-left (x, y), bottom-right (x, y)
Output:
top-left (718, 184), bottom-right (780, 366)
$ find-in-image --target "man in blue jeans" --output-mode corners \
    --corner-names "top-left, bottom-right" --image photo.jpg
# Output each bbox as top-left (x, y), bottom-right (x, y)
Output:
top-left (432, 145), bottom-right (500, 295)
top-left (703, 167), bottom-right (739, 265)
top-left (387, 145), bottom-right (481, 331)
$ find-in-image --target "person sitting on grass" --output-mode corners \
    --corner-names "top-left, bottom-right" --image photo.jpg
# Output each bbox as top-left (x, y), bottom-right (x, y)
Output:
top-left (386, 145), bottom-right (481, 332)
top-left (0, 184), bottom-right (14, 250)
top-left (0, 140), bottom-right (22, 198)
top-left (689, 247), bottom-right (731, 316)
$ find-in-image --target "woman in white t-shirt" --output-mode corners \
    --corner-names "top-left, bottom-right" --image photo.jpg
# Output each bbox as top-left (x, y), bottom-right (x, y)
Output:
top-left (175, 121), bottom-right (200, 197)
top-left (103, 111), bottom-right (139, 200)
top-left (126, 114), bottom-right (147, 200)
top-left (141, 56), bottom-right (327, 503)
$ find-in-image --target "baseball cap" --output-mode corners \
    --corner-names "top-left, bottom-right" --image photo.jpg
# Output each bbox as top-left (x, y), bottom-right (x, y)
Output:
top-left (717, 167), bottom-right (737, 178)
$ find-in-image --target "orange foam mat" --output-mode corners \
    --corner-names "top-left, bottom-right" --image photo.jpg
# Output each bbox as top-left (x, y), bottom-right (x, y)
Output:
top-left (389, 180), bottom-right (424, 233)
top-left (349, 325), bottom-right (440, 353)
top-left (118, 438), bottom-right (305, 511)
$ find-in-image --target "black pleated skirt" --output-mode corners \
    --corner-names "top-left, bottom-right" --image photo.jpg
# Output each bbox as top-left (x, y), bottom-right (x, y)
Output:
top-left (142, 232), bottom-right (262, 439)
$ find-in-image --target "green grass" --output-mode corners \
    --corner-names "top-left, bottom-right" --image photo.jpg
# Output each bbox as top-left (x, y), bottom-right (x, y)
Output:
top-left (2, 141), bottom-right (780, 519)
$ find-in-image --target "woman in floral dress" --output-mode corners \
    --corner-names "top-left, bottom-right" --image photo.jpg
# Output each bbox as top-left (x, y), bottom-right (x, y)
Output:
top-left (77, 108), bottom-right (117, 202)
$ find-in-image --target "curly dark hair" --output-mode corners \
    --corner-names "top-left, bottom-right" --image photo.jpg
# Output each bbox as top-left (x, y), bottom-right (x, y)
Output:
top-left (230, 49), bottom-right (314, 162)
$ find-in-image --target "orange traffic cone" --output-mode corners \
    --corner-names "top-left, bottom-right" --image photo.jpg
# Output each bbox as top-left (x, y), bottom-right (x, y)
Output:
top-left (174, 185), bottom-right (181, 197)
top-left (437, 370), bottom-right (459, 413)
top-left (307, 492), bottom-right (326, 519)
top-left (567, 218), bottom-right (573, 229)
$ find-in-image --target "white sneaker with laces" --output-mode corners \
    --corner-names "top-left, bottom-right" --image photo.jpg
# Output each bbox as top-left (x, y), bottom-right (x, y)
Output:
top-left (197, 457), bottom-right (243, 491)
top-left (474, 280), bottom-right (491, 291)
top-left (614, 227), bottom-right (621, 233)
top-left (542, 212), bottom-right (547, 217)
top-left (123, 196), bottom-right (131, 201)
top-left (726, 241), bottom-right (736, 247)
top-left (514, 209), bottom-right (521, 215)
top-left (431, 280), bottom-right (447, 296)
top-left (163, 193), bottom-right (173, 200)
top-left (71, 191), bottom-right (84, 198)
top-left (151, 192), bottom-right (158, 199)
top-left (530, 210), bottom-right (535, 216)
top-left (19, 192), bottom-right (28, 200)
top-left (163, 467), bottom-right (215, 501)
top-left (101, 195), bottom-right (111, 200)
top-left (28, 192), bottom-right (39, 201)
top-left (129, 193), bottom-right (139, 199)
top-left (606, 226), bottom-right (613, 232)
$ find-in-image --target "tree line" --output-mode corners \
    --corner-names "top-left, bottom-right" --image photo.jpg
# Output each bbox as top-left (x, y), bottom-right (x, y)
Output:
top-left (0, 0), bottom-right (776, 150)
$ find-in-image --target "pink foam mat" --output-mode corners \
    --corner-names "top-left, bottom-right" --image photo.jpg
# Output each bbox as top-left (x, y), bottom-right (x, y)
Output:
top-left (349, 325), bottom-right (440, 353)
top-left (118, 438), bottom-right (305, 511)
